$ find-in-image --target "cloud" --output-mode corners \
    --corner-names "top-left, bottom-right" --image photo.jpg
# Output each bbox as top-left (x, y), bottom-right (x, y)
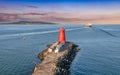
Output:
top-left (22, 13), bottom-right (46, 16)
top-left (0, 12), bottom-right (120, 24)
top-left (40, 13), bottom-right (120, 24)
top-left (0, 13), bottom-right (18, 22)
top-left (0, 6), bottom-right (7, 9)
top-left (0, 12), bottom-right (48, 22)
top-left (25, 5), bottom-right (38, 8)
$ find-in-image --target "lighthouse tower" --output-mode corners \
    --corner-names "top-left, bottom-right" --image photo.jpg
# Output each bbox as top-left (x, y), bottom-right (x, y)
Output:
top-left (54, 27), bottom-right (66, 53)
top-left (48, 27), bottom-right (66, 53)
top-left (58, 27), bottom-right (66, 44)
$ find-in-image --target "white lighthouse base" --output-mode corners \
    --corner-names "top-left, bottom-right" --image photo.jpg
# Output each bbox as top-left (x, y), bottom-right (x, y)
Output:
top-left (48, 48), bottom-right (52, 52)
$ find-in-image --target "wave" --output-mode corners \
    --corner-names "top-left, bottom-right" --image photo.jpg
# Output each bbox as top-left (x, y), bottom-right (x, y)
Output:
top-left (0, 27), bottom-right (84, 39)
top-left (92, 26), bottom-right (116, 37)
top-left (103, 29), bottom-right (120, 31)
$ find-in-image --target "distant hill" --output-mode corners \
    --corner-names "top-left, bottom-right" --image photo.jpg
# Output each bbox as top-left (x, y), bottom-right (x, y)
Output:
top-left (0, 21), bottom-right (57, 25)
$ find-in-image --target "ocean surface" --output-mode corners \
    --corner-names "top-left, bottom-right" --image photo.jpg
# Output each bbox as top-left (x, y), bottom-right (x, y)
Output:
top-left (0, 24), bottom-right (120, 75)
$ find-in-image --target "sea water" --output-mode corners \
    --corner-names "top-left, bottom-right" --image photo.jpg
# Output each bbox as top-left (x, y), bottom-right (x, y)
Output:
top-left (0, 24), bottom-right (120, 75)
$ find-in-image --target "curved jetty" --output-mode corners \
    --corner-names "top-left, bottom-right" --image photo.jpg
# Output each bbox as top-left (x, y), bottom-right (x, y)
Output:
top-left (32, 42), bottom-right (80, 75)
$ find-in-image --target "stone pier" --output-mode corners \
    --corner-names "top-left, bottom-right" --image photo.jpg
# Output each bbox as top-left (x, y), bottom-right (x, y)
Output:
top-left (32, 42), bottom-right (80, 75)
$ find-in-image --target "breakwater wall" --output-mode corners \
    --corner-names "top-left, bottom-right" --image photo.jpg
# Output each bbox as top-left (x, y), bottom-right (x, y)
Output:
top-left (32, 42), bottom-right (80, 75)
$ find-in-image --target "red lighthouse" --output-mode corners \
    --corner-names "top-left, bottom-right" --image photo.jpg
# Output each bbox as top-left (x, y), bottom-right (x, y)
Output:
top-left (48, 27), bottom-right (66, 53)
top-left (58, 27), bottom-right (66, 44)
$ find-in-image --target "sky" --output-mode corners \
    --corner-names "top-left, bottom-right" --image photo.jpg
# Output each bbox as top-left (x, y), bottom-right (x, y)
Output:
top-left (0, 0), bottom-right (120, 24)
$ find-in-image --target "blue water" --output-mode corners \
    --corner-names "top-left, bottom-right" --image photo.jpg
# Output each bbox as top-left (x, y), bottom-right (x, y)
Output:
top-left (0, 24), bottom-right (120, 75)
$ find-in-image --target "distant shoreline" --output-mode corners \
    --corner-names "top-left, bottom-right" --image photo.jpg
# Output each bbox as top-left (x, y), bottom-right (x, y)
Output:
top-left (0, 21), bottom-right (120, 25)
top-left (0, 21), bottom-right (58, 25)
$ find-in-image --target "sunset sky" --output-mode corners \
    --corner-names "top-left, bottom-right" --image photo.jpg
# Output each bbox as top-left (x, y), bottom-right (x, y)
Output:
top-left (0, 0), bottom-right (120, 24)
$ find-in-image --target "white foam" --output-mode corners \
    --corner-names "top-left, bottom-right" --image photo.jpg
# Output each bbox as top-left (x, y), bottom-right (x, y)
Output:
top-left (0, 27), bottom-right (84, 39)
top-left (103, 29), bottom-right (120, 31)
